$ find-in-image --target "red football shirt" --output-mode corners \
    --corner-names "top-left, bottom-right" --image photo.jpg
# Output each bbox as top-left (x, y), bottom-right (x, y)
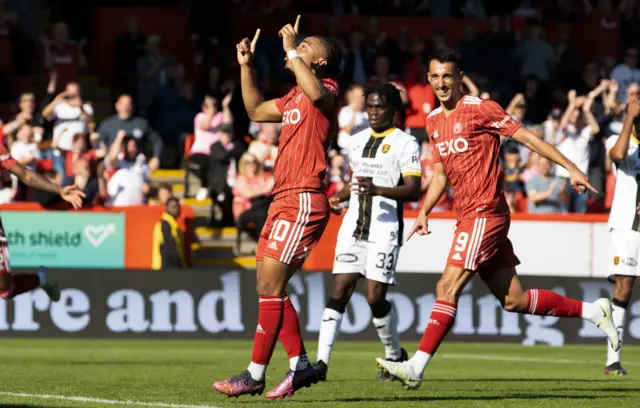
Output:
top-left (0, 142), bottom-right (16, 171)
top-left (426, 96), bottom-right (521, 221)
top-left (273, 78), bottom-right (340, 198)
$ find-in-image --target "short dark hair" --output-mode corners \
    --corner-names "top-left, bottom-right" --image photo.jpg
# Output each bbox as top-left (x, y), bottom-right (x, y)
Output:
top-left (364, 83), bottom-right (403, 113)
top-left (428, 46), bottom-right (461, 71)
top-left (316, 36), bottom-right (342, 77)
top-left (166, 197), bottom-right (180, 207)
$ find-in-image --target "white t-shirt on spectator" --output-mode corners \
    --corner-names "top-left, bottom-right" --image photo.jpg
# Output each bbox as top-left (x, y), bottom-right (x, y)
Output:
top-left (556, 124), bottom-right (592, 178)
top-left (106, 153), bottom-right (150, 207)
top-left (10, 141), bottom-right (39, 169)
top-left (610, 64), bottom-right (640, 101)
top-left (52, 102), bottom-right (93, 151)
top-left (337, 105), bottom-right (368, 153)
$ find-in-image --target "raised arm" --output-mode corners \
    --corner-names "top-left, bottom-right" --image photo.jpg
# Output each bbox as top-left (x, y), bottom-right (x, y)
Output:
top-left (279, 16), bottom-right (336, 112)
top-left (581, 94), bottom-right (600, 136)
top-left (237, 29), bottom-right (282, 122)
top-left (107, 130), bottom-right (127, 166)
top-left (559, 90), bottom-right (577, 131)
top-left (505, 93), bottom-right (525, 116)
top-left (610, 102), bottom-right (639, 162)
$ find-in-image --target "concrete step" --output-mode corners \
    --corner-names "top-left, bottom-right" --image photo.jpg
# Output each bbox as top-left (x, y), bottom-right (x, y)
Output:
top-left (194, 226), bottom-right (237, 241)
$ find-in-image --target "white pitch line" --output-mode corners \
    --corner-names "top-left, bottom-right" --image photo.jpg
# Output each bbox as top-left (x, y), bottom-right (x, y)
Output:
top-left (0, 392), bottom-right (221, 408)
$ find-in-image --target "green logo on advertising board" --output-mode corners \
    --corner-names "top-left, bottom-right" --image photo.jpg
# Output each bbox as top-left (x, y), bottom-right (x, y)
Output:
top-left (0, 212), bottom-right (125, 268)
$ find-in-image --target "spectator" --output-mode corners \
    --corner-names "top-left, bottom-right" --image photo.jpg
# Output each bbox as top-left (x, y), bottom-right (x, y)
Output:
top-left (152, 197), bottom-right (185, 270)
top-left (42, 81), bottom-right (93, 153)
top-left (513, 0), bottom-right (539, 19)
top-left (326, 153), bottom-right (348, 197)
top-left (515, 22), bottom-right (556, 82)
top-left (42, 21), bottom-right (86, 93)
top-left (554, 24), bottom-right (582, 89)
top-left (105, 131), bottom-right (150, 207)
top-left (208, 124), bottom-right (243, 227)
top-left (502, 145), bottom-right (526, 195)
top-left (65, 132), bottom-right (105, 199)
top-left (114, 17), bottom-right (146, 98)
top-left (4, 72), bottom-right (57, 143)
top-left (368, 55), bottom-right (398, 86)
top-left (418, 140), bottom-right (452, 212)
top-left (189, 93), bottom-right (233, 200)
top-left (457, 24), bottom-right (481, 76)
top-left (342, 27), bottom-right (375, 87)
top-left (610, 46), bottom-right (640, 101)
top-left (405, 47), bottom-right (436, 142)
top-left (10, 124), bottom-right (38, 169)
top-left (137, 35), bottom-right (172, 115)
top-left (233, 153), bottom-right (274, 243)
top-left (155, 183), bottom-right (174, 206)
top-left (337, 84), bottom-right (368, 154)
top-left (506, 93), bottom-right (528, 125)
top-left (526, 157), bottom-right (569, 213)
top-left (556, 90), bottom-right (600, 212)
top-left (97, 94), bottom-right (162, 172)
top-left (248, 123), bottom-right (279, 170)
top-left (543, 107), bottom-right (564, 145)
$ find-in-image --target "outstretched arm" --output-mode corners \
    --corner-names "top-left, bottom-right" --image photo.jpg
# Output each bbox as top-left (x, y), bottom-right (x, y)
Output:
top-left (237, 29), bottom-right (282, 122)
top-left (280, 16), bottom-right (336, 111)
top-left (9, 162), bottom-right (85, 208)
top-left (512, 127), bottom-right (597, 193)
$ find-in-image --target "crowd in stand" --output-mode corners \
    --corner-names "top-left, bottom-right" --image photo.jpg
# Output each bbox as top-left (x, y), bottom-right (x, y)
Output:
top-left (1, 0), bottom-right (639, 230)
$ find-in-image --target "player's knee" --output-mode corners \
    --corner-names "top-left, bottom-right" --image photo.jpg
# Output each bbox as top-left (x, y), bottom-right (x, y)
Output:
top-left (326, 297), bottom-right (348, 314)
top-left (614, 276), bottom-right (635, 301)
top-left (435, 278), bottom-right (457, 302)
top-left (255, 278), bottom-right (281, 297)
top-left (369, 298), bottom-right (391, 318)
top-left (331, 282), bottom-right (352, 302)
top-left (503, 294), bottom-right (527, 313)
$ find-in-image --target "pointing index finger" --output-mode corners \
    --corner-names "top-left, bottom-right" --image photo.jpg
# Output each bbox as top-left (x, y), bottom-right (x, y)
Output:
top-left (294, 15), bottom-right (301, 34)
top-left (584, 181), bottom-right (598, 194)
top-left (250, 29), bottom-right (261, 49)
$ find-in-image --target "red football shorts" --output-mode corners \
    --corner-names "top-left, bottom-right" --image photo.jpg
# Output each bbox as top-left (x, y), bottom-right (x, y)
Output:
top-left (446, 216), bottom-right (520, 272)
top-left (256, 192), bottom-right (329, 268)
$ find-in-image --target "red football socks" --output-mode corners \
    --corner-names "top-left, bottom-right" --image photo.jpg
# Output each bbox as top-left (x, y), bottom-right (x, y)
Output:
top-left (0, 274), bottom-right (40, 299)
top-left (417, 300), bottom-right (457, 355)
top-left (526, 289), bottom-right (582, 317)
top-left (250, 295), bottom-right (285, 365)
top-left (279, 295), bottom-right (306, 359)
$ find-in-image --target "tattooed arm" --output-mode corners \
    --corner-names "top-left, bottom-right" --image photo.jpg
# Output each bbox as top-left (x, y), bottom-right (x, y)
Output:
top-left (9, 163), bottom-right (85, 208)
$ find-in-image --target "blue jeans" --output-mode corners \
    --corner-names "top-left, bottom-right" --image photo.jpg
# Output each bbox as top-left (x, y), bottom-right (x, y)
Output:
top-left (562, 177), bottom-right (588, 213)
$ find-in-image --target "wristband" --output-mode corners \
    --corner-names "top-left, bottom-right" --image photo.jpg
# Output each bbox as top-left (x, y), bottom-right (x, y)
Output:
top-left (287, 49), bottom-right (300, 61)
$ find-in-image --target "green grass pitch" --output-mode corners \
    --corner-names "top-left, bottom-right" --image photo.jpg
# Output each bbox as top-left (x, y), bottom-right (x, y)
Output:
top-left (0, 339), bottom-right (638, 407)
